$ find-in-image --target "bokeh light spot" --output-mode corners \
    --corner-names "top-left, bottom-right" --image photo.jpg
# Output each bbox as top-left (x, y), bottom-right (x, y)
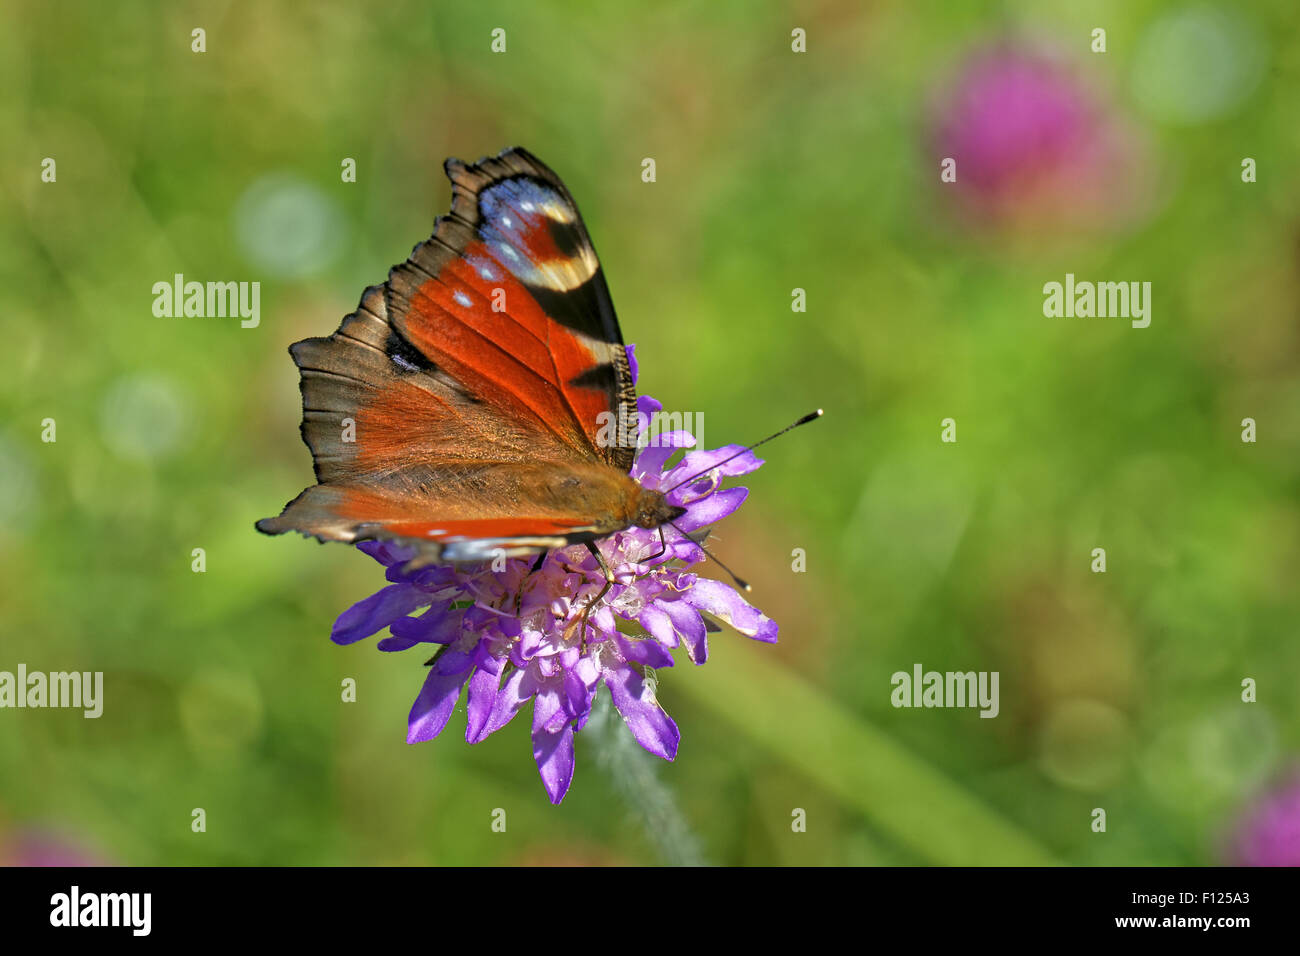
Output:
top-left (99, 375), bottom-right (190, 462)
top-left (1131, 6), bottom-right (1265, 124)
top-left (234, 173), bottom-right (347, 278)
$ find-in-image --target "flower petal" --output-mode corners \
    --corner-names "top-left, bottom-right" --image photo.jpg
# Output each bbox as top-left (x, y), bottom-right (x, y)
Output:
top-left (465, 665), bottom-right (501, 743)
top-left (563, 666), bottom-right (597, 721)
top-left (532, 722), bottom-right (576, 804)
top-left (633, 430), bottom-right (697, 483)
top-left (406, 666), bottom-right (471, 743)
top-left (358, 540), bottom-right (413, 566)
top-left (532, 680), bottom-right (567, 734)
top-left (673, 487), bottom-right (749, 532)
top-left (332, 585), bottom-right (430, 645)
top-left (635, 392), bottom-right (661, 426)
top-left (684, 578), bottom-right (779, 642)
top-left (636, 604), bottom-right (679, 648)
top-left (615, 633), bottom-right (675, 668)
top-left (663, 445), bottom-right (765, 492)
top-left (376, 635), bottom-right (421, 652)
top-left (435, 646), bottom-right (476, 676)
top-left (389, 601), bottom-right (461, 645)
top-left (603, 662), bottom-right (679, 761)
top-left (591, 604), bottom-right (617, 634)
top-left (473, 668), bottom-right (533, 742)
top-left (660, 598), bottom-right (708, 664)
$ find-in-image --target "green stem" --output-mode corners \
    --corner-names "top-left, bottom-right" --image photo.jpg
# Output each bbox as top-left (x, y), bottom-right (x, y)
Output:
top-left (588, 692), bottom-right (707, 866)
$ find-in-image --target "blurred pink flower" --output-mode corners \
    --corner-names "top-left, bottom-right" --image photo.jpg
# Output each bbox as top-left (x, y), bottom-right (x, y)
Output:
top-left (1229, 770), bottom-right (1300, 867)
top-left (929, 44), bottom-right (1150, 233)
top-left (1, 830), bottom-right (105, 867)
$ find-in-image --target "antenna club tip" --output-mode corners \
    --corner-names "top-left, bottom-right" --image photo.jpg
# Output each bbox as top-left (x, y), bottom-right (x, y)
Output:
top-left (739, 580), bottom-right (752, 592)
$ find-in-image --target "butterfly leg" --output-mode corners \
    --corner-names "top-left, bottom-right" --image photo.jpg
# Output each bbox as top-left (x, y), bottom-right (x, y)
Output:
top-left (573, 541), bottom-right (616, 650)
top-left (513, 549), bottom-right (549, 615)
top-left (644, 526), bottom-right (669, 564)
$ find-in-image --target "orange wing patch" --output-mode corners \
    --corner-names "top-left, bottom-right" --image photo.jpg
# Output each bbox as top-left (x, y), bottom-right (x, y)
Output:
top-left (398, 240), bottom-right (610, 458)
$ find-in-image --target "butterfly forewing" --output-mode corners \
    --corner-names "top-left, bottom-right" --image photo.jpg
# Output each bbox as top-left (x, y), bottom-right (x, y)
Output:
top-left (386, 148), bottom-right (636, 468)
top-left (256, 148), bottom-right (643, 556)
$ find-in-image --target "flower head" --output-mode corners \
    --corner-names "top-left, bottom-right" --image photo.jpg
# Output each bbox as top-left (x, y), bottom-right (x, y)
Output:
top-left (928, 42), bottom-right (1150, 233)
top-left (330, 348), bottom-right (777, 803)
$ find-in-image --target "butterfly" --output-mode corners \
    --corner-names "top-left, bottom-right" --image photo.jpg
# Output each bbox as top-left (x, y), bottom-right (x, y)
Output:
top-left (256, 147), bottom-right (687, 565)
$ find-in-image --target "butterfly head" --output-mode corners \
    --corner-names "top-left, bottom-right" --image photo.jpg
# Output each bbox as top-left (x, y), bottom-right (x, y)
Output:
top-left (633, 487), bottom-right (687, 530)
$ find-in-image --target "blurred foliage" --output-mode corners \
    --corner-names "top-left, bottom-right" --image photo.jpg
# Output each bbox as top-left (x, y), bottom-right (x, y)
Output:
top-left (1, 0), bottom-right (1298, 865)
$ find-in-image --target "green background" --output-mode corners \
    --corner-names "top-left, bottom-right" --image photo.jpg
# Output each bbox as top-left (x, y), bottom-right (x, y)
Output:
top-left (1, 0), bottom-right (1297, 865)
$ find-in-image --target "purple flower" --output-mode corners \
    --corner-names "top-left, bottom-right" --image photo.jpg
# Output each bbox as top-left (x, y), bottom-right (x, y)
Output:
top-left (331, 347), bottom-right (777, 803)
top-left (1228, 770), bottom-right (1300, 867)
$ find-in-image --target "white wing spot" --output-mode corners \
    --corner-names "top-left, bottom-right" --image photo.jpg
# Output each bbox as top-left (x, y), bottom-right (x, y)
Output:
top-left (453, 290), bottom-right (472, 308)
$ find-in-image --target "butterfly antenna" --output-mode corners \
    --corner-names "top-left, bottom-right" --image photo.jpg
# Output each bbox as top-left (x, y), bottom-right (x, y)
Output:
top-left (669, 522), bottom-right (751, 592)
top-left (662, 408), bottom-right (823, 495)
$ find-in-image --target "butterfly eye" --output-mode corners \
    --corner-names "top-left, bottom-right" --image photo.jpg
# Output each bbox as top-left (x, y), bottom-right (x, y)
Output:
top-left (631, 490), bottom-right (681, 529)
